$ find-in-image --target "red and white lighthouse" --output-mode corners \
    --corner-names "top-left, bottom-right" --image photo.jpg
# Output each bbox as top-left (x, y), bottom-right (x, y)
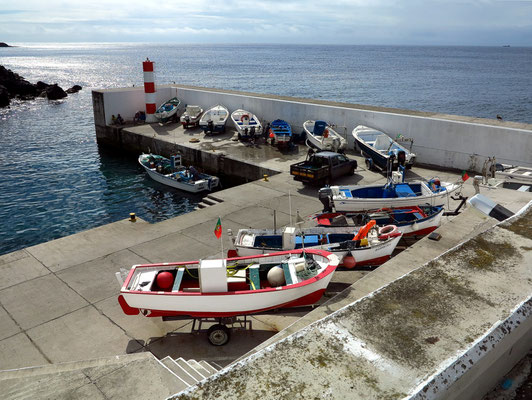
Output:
top-left (142, 58), bottom-right (157, 123)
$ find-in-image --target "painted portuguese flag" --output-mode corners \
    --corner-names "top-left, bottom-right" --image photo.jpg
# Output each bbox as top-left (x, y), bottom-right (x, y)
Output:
top-left (461, 170), bottom-right (470, 181)
top-left (214, 217), bottom-right (222, 239)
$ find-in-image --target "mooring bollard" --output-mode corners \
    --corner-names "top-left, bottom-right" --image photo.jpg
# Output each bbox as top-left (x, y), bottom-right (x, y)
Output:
top-left (263, 174), bottom-right (269, 181)
top-left (129, 212), bottom-right (136, 222)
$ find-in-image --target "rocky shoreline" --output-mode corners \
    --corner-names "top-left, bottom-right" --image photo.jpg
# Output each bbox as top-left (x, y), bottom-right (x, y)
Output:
top-left (0, 65), bottom-right (82, 107)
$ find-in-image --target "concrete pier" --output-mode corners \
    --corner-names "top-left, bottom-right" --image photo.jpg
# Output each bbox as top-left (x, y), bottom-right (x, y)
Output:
top-left (0, 86), bottom-right (530, 399)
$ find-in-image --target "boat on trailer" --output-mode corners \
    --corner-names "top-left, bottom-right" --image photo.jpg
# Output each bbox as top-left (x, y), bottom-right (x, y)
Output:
top-left (154, 97), bottom-right (181, 122)
top-left (180, 105), bottom-right (203, 128)
top-left (138, 153), bottom-right (220, 193)
top-left (319, 179), bottom-right (461, 212)
top-left (353, 125), bottom-right (415, 171)
top-left (199, 104), bottom-right (229, 134)
top-left (232, 223), bottom-right (402, 268)
top-left (231, 109), bottom-right (263, 140)
top-left (303, 120), bottom-right (346, 152)
top-left (269, 119), bottom-right (292, 147)
top-left (315, 205), bottom-right (444, 237)
top-left (117, 249), bottom-right (339, 320)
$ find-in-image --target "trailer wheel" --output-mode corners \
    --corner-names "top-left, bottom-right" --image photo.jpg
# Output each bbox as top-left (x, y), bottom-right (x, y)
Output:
top-left (207, 324), bottom-right (231, 346)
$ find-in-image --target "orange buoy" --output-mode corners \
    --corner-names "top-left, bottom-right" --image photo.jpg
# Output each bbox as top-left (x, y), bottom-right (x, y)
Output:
top-left (353, 220), bottom-right (376, 241)
top-left (342, 254), bottom-right (356, 269)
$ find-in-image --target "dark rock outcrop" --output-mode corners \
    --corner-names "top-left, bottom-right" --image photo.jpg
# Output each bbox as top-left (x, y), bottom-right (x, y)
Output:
top-left (0, 65), bottom-right (80, 107)
top-left (66, 85), bottom-right (82, 94)
top-left (45, 84), bottom-right (67, 100)
top-left (0, 42), bottom-right (10, 47)
top-left (0, 84), bottom-right (9, 107)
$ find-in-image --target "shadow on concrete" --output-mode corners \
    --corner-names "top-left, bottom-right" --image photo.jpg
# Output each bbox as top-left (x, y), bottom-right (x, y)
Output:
top-left (136, 328), bottom-right (278, 366)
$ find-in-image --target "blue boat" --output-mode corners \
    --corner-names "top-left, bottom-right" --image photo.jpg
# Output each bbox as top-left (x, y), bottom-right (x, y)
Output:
top-left (268, 119), bottom-right (292, 147)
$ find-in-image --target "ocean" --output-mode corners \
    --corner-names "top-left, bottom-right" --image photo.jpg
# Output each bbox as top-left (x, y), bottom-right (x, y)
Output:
top-left (1, 43), bottom-right (531, 255)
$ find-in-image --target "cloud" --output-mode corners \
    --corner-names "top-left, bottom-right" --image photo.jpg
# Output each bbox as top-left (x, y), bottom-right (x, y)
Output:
top-left (0, 0), bottom-right (531, 44)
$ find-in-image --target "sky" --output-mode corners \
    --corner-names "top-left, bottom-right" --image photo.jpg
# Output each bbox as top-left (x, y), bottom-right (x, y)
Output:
top-left (0, 0), bottom-right (531, 46)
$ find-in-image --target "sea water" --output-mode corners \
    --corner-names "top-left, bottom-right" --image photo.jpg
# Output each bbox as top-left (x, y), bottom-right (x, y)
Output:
top-left (1, 43), bottom-right (531, 255)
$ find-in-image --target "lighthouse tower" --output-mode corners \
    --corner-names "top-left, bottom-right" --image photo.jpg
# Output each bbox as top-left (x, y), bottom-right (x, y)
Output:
top-left (142, 58), bottom-right (157, 123)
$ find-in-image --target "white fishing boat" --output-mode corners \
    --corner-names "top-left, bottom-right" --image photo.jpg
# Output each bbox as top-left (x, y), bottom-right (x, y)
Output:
top-left (180, 105), bottom-right (203, 128)
top-left (199, 104), bottom-right (229, 134)
top-left (319, 179), bottom-right (462, 212)
top-left (303, 120), bottom-right (346, 152)
top-left (315, 205), bottom-right (444, 237)
top-left (353, 125), bottom-right (416, 170)
top-left (232, 222), bottom-right (402, 268)
top-left (138, 154), bottom-right (220, 193)
top-left (117, 249), bottom-right (339, 319)
top-left (231, 109), bottom-right (263, 140)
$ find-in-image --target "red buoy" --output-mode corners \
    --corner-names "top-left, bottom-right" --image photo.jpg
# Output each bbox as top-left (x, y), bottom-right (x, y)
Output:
top-left (156, 271), bottom-right (174, 290)
top-left (342, 255), bottom-right (356, 269)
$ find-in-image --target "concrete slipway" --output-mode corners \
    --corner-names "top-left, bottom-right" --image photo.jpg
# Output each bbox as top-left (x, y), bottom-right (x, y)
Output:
top-left (0, 95), bottom-right (531, 398)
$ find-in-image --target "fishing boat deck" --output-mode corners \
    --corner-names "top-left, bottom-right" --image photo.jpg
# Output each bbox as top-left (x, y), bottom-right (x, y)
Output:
top-left (0, 120), bottom-right (530, 398)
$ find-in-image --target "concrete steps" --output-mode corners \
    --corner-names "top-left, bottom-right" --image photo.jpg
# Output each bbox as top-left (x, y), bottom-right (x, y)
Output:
top-left (197, 194), bottom-right (224, 209)
top-left (0, 353), bottom-right (221, 400)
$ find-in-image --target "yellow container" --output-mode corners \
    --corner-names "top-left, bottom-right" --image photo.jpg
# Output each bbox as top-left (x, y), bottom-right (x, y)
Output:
top-left (360, 238), bottom-right (368, 247)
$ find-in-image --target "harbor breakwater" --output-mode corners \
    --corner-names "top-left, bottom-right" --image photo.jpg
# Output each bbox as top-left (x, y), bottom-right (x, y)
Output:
top-left (93, 85), bottom-right (532, 172)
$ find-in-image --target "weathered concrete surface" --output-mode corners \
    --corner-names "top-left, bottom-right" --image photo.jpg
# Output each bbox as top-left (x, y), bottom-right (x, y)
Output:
top-left (0, 353), bottom-right (186, 400)
top-left (172, 206), bottom-right (532, 400)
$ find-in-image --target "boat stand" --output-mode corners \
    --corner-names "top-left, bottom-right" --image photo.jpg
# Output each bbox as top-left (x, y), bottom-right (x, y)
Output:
top-left (162, 315), bottom-right (253, 346)
top-left (443, 194), bottom-right (468, 216)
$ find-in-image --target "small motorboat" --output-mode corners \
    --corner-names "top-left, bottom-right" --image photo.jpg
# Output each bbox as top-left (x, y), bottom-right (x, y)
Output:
top-left (319, 178), bottom-right (462, 212)
top-left (303, 120), bottom-right (346, 152)
top-left (180, 105), bottom-right (203, 128)
top-left (268, 119), bottom-right (292, 147)
top-left (315, 205), bottom-right (444, 237)
top-left (353, 125), bottom-right (415, 171)
top-left (232, 221), bottom-right (402, 268)
top-left (154, 97), bottom-right (181, 122)
top-left (117, 249), bottom-right (339, 319)
top-left (138, 153), bottom-right (220, 193)
top-left (199, 104), bottom-right (229, 134)
top-left (231, 109), bottom-right (263, 140)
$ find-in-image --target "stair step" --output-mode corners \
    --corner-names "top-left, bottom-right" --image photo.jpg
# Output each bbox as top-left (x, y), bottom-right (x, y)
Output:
top-left (206, 194), bottom-right (224, 203)
top-left (160, 357), bottom-right (198, 386)
top-left (199, 360), bottom-right (219, 375)
top-left (202, 197), bottom-right (218, 206)
top-left (197, 202), bottom-right (208, 209)
top-left (188, 359), bottom-right (213, 377)
top-left (174, 358), bottom-right (206, 381)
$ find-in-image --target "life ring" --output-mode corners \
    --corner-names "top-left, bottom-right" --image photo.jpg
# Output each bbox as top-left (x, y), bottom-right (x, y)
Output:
top-left (378, 225), bottom-right (399, 239)
top-left (240, 114), bottom-right (250, 122)
top-left (353, 220), bottom-right (376, 241)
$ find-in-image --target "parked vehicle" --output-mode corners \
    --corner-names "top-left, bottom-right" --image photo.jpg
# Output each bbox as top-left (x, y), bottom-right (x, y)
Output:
top-left (268, 119), bottom-right (292, 147)
top-left (319, 179), bottom-right (461, 212)
top-left (290, 151), bottom-right (357, 184)
top-left (315, 205), bottom-right (444, 237)
top-left (138, 153), bottom-right (220, 193)
top-left (303, 120), bottom-right (346, 152)
top-left (180, 105), bottom-right (203, 128)
top-left (199, 104), bottom-right (229, 134)
top-left (117, 249), bottom-right (339, 319)
top-left (154, 97), bottom-right (181, 122)
top-left (231, 109), bottom-right (262, 140)
top-left (353, 125), bottom-right (415, 171)
top-left (232, 222), bottom-right (402, 268)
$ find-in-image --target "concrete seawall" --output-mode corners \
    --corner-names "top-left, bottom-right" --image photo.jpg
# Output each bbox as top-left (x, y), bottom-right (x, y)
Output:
top-left (92, 85), bottom-right (532, 171)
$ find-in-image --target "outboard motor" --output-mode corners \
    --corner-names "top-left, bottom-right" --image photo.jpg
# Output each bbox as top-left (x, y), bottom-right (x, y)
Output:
top-left (207, 120), bottom-right (214, 133)
top-left (318, 187), bottom-right (333, 212)
top-left (397, 150), bottom-right (406, 166)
